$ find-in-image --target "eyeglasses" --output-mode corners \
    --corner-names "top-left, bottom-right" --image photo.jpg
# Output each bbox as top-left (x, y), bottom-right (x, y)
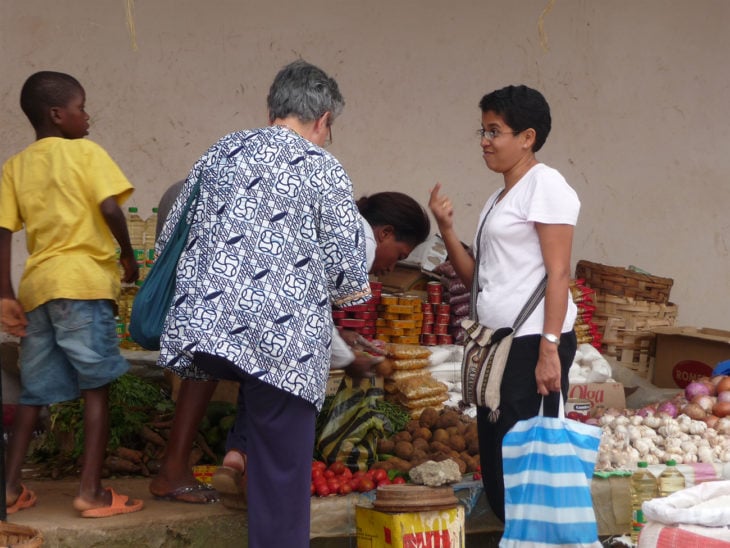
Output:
top-left (476, 128), bottom-right (520, 141)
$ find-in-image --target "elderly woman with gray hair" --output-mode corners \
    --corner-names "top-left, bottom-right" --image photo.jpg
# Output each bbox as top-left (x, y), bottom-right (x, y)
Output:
top-left (149, 60), bottom-right (371, 548)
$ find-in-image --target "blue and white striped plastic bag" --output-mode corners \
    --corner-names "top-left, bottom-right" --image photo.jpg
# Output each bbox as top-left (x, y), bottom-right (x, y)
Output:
top-left (500, 397), bottom-right (602, 548)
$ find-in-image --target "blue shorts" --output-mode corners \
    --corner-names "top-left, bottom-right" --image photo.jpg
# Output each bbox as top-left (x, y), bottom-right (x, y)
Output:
top-left (19, 299), bottom-right (129, 405)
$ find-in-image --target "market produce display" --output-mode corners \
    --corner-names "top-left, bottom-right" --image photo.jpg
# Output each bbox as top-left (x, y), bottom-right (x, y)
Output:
top-left (591, 375), bottom-right (730, 469)
top-left (373, 407), bottom-right (480, 476)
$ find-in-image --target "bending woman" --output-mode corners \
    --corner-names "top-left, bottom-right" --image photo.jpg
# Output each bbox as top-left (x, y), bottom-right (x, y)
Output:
top-left (213, 191), bottom-right (431, 505)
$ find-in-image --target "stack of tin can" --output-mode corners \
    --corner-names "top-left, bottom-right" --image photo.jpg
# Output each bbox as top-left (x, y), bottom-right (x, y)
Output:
top-left (333, 281), bottom-right (383, 340)
top-left (420, 281), bottom-right (453, 346)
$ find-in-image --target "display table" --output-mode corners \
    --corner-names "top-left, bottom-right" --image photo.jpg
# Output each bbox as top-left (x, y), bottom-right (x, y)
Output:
top-left (310, 463), bottom-right (730, 539)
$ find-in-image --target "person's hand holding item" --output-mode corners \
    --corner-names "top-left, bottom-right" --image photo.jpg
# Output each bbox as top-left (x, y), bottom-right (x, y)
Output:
top-left (535, 344), bottom-right (562, 396)
top-left (344, 351), bottom-right (383, 379)
top-left (339, 329), bottom-right (386, 355)
top-left (0, 298), bottom-right (27, 337)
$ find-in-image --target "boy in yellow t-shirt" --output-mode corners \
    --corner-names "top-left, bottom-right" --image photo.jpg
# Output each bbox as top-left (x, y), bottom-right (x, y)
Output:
top-left (0, 71), bottom-right (144, 518)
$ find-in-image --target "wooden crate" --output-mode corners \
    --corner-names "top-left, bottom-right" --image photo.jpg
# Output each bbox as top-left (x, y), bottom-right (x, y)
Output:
top-left (591, 294), bottom-right (678, 378)
top-left (575, 260), bottom-right (673, 304)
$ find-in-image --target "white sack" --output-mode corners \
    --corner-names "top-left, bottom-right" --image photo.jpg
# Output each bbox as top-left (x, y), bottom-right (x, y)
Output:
top-left (642, 480), bottom-right (730, 527)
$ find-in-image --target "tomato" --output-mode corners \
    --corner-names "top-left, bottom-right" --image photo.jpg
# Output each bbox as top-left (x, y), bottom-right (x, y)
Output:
top-left (312, 468), bottom-right (324, 480)
top-left (312, 461), bottom-right (327, 472)
top-left (473, 472), bottom-right (482, 480)
top-left (339, 467), bottom-right (353, 480)
top-left (376, 477), bottom-right (391, 487)
top-left (365, 469), bottom-right (376, 479)
top-left (324, 469), bottom-right (335, 479)
top-left (338, 482), bottom-right (353, 495)
top-left (316, 484), bottom-right (330, 497)
top-left (329, 461), bottom-right (347, 475)
top-left (327, 478), bottom-right (341, 492)
top-left (357, 477), bottom-right (376, 492)
top-left (311, 482), bottom-right (316, 495)
top-left (391, 476), bottom-right (406, 485)
top-left (371, 469), bottom-right (388, 483)
top-left (350, 478), bottom-right (361, 490)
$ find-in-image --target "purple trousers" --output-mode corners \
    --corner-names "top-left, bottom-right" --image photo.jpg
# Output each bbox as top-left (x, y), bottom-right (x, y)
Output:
top-left (195, 353), bottom-right (316, 548)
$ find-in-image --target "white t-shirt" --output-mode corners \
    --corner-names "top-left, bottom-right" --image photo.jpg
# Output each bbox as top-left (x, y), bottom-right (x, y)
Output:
top-left (330, 216), bottom-right (376, 368)
top-left (473, 163), bottom-right (580, 337)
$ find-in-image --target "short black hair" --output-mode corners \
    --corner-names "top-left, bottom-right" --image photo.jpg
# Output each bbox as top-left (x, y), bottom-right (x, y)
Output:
top-left (479, 85), bottom-right (551, 152)
top-left (20, 71), bottom-right (84, 129)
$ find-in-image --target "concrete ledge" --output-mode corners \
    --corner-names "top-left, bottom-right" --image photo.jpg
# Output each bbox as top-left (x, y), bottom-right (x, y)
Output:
top-left (7, 477), bottom-right (247, 547)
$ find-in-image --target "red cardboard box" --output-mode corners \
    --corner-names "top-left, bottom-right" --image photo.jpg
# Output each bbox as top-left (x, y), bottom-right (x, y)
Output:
top-left (651, 326), bottom-right (730, 388)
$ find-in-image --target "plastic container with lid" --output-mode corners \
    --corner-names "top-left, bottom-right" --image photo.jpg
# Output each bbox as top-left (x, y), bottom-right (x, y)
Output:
top-left (630, 461), bottom-right (658, 544)
top-left (658, 459), bottom-right (685, 497)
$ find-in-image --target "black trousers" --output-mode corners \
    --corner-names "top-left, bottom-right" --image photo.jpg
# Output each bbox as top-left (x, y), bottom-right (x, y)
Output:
top-left (476, 330), bottom-right (577, 522)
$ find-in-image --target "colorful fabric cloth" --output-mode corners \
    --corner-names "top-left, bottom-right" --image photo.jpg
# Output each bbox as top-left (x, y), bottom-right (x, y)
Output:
top-left (0, 137), bottom-right (134, 311)
top-left (156, 125), bottom-right (371, 410)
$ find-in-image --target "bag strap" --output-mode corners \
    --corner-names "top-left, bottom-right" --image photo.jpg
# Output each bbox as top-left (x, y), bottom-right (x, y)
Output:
top-left (538, 392), bottom-right (566, 419)
top-left (468, 193), bottom-right (500, 321)
top-left (468, 191), bottom-right (548, 329)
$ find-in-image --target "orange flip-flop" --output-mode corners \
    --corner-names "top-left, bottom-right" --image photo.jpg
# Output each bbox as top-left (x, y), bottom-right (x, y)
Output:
top-left (6, 484), bottom-right (37, 514)
top-left (80, 487), bottom-right (144, 518)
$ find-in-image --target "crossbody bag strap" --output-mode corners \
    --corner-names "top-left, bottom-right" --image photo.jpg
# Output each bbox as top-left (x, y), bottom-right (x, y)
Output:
top-left (511, 274), bottom-right (548, 331)
top-left (468, 193), bottom-right (501, 321)
top-left (467, 192), bottom-right (548, 330)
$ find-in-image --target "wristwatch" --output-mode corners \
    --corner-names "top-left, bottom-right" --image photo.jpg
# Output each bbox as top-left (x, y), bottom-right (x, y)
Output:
top-left (542, 333), bottom-right (560, 345)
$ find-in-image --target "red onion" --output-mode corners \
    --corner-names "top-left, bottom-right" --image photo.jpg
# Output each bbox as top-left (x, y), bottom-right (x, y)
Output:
top-left (681, 402), bottom-right (706, 420)
top-left (636, 406), bottom-right (656, 417)
top-left (685, 380), bottom-right (712, 401)
top-left (692, 394), bottom-right (716, 413)
top-left (657, 400), bottom-right (679, 418)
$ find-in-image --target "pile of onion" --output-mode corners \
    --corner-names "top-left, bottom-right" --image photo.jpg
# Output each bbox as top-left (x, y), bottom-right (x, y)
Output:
top-left (682, 375), bottom-right (730, 420)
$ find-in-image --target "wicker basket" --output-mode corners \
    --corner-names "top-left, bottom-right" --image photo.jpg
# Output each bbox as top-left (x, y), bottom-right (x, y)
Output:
top-left (0, 522), bottom-right (43, 547)
top-left (591, 294), bottom-right (678, 378)
top-left (575, 260), bottom-right (673, 304)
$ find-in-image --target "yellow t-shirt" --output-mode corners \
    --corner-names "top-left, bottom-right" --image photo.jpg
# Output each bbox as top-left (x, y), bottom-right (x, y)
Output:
top-left (0, 137), bottom-right (134, 312)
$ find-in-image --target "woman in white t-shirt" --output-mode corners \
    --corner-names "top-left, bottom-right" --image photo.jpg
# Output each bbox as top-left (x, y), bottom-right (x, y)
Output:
top-left (429, 85), bottom-right (580, 522)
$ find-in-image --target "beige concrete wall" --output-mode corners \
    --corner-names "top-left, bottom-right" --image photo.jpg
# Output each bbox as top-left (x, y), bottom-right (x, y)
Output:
top-left (1, 0), bottom-right (729, 330)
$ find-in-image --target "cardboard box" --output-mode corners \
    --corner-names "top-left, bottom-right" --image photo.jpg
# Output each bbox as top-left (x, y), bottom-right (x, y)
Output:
top-left (377, 265), bottom-right (433, 295)
top-left (356, 505), bottom-right (465, 548)
top-left (568, 382), bottom-right (626, 412)
top-left (651, 326), bottom-right (730, 388)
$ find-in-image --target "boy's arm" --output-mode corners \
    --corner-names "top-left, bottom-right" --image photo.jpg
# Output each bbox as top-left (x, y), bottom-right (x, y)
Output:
top-left (0, 228), bottom-right (27, 336)
top-left (100, 197), bottom-right (139, 284)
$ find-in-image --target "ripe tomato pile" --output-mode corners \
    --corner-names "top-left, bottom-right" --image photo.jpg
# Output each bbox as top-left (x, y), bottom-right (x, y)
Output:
top-left (311, 460), bottom-right (406, 497)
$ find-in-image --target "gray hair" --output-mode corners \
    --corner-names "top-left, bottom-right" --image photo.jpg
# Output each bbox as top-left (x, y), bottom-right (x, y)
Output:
top-left (267, 60), bottom-right (344, 123)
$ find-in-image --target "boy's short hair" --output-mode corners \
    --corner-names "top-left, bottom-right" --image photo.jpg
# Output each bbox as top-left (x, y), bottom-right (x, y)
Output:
top-left (479, 85), bottom-right (552, 152)
top-left (20, 71), bottom-right (84, 129)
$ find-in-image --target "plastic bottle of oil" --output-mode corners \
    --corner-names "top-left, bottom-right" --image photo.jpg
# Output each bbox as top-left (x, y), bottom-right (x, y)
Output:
top-left (142, 207), bottom-right (158, 280)
top-left (126, 207), bottom-right (146, 275)
top-left (630, 461), bottom-right (658, 545)
top-left (658, 459), bottom-right (685, 497)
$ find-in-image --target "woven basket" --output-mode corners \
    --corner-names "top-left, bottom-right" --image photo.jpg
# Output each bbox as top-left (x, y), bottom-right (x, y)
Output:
top-left (575, 260), bottom-right (673, 304)
top-left (592, 294), bottom-right (678, 378)
top-left (0, 523), bottom-right (43, 547)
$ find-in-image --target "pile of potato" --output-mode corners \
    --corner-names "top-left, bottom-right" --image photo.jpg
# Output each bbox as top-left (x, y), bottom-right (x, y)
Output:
top-left (373, 406), bottom-right (480, 476)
